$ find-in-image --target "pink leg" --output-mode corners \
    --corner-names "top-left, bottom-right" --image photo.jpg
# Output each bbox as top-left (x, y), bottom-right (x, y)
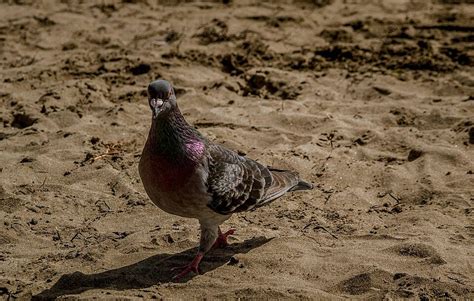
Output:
top-left (212, 228), bottom-right (236, 249)
top-left (172, 227), bottom-right (235, 281)
top-left (172, 252), bottom-right (204, 281)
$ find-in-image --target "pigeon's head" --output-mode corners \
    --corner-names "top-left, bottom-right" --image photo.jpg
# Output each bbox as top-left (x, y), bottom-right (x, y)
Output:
top-left (147, 80), bottom-right (177, 119)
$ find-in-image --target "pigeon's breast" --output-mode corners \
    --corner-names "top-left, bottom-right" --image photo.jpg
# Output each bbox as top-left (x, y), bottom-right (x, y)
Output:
top-left (145, 155), bottom-right (198, 191)
top-left (139, 151), bottom-right (216, 219)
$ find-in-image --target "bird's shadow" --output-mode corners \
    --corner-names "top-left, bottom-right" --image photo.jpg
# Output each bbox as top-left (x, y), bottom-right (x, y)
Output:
top-left (33, 236), bottom-right (272, 300)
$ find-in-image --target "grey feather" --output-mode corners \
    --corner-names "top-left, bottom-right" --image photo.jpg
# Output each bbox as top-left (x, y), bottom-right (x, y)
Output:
top-left (206, 144), bottom-right (313, 215)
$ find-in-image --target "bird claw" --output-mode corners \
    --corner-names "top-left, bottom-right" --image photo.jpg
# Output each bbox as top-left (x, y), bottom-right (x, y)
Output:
top-left (170, 229), bottom-right (236, 281)
top-left (213, 228), bottom-right (236, 249)
top-left (171, 252), bottom-right (204, 281)
top-left (172, 264), bottom-right (200, 281)
top-left (223, 228), bottom-right (236, 236)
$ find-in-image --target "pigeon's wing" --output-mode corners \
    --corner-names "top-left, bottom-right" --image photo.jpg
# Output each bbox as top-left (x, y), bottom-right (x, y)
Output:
top-left (206, 144), bottom-right (305, 215)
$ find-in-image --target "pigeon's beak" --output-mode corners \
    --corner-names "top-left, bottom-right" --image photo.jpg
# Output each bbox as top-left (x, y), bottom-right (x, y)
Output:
top-left (150, 98), bottom-right (164, 118)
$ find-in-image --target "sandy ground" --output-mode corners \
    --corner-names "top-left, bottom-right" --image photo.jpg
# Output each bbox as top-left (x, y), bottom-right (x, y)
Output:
top-left (1, 0), bottom-right (473, 300)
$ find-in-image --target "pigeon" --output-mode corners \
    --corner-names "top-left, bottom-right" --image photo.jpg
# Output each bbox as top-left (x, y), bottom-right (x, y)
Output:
top-left (139, 79), bottom-right (313, 280)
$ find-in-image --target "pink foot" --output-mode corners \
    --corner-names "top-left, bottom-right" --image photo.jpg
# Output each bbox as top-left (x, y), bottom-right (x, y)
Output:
top-left (213, 228), bottom-right (236, 249)
top-left (172, 252), bottom-right (204, 281)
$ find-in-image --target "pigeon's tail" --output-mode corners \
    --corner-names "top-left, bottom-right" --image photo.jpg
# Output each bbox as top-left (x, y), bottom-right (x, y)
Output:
top-left (259, 167), bottom-right (313, 206)
top-left (290, 179), bottom-right (313, 192)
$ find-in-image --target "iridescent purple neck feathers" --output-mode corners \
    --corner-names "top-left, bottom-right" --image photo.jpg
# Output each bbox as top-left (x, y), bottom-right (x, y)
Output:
top-left (147, 107), bottom-right (205, 164)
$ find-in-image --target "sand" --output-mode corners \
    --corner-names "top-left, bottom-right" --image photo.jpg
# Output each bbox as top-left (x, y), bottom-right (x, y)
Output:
top-left (1, 0), bottom-right (473, 300)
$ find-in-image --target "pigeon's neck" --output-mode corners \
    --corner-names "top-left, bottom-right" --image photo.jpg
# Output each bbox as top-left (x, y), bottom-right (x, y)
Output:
top-left (148, 108), bottom-right (204, 163)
